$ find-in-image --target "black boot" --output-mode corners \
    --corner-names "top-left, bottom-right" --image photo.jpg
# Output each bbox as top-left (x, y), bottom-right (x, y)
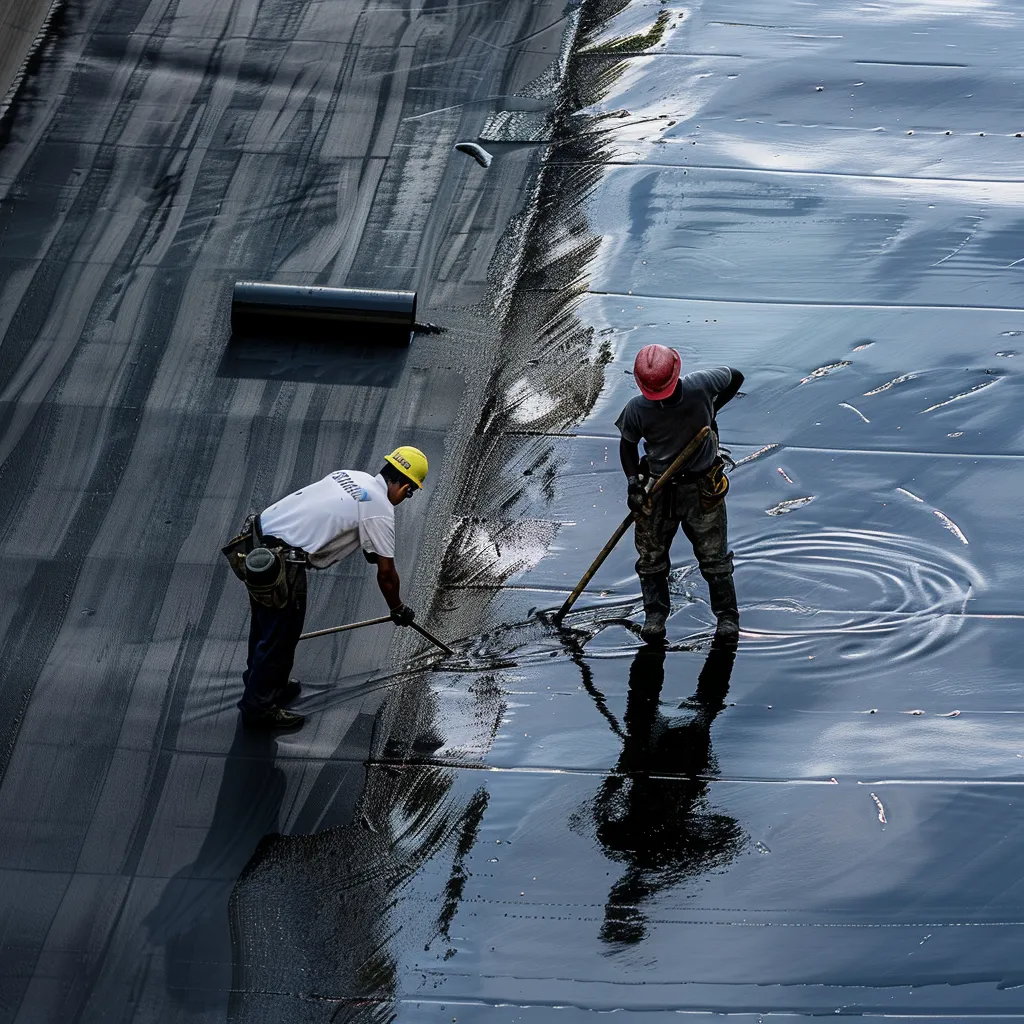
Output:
top-left (639, 572), bottom-right (671, 644)
top-left (706, 573), bottom-right (739, 641)
top-left (242, 706), bottom-right (305, 730)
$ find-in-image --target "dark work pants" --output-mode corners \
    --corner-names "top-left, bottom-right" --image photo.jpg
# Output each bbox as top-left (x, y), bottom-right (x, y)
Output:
top-left (238, 564), bottom-right (307, 714)
top-left (633, 480), bottom-right (734, 610)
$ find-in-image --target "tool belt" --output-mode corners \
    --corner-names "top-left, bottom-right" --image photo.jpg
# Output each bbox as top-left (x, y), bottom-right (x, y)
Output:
top-left (221, 513), bottom-right (307, 609)
top-left (695, 457), bottom-right (730, 511)
top-left (641, 457), bottom-right (730, 516)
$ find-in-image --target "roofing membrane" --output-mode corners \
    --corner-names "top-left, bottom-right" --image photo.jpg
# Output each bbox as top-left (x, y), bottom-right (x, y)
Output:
top-left (1, 0), bottom-right (1023, 1019)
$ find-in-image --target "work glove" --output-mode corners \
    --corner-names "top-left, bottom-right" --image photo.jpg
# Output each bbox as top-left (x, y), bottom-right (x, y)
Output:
top-left (626, 476), bottom-right (647, 515)
top-left (390, 604), bottom-right (416, 627)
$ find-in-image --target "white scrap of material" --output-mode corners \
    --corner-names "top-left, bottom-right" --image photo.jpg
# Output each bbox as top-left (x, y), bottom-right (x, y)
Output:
top-left (454, 141), bottom-right (493, 168)
top-left (870, 792), bottom-right (887, 824)
top-left (933, 508), bottom-right (969, 545)
top-left (896, 486), bottom-right (925, 502)
top-left (839, 401), bottom-right (870, 423)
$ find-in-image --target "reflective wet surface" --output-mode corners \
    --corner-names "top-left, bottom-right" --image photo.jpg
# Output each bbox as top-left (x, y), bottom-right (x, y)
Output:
top-left (2, 0), bottom-right (1024, 1019)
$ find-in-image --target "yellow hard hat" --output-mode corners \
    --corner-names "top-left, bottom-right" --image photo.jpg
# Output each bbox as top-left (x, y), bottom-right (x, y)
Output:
top-left (384, 445), bottom-right (428, 489)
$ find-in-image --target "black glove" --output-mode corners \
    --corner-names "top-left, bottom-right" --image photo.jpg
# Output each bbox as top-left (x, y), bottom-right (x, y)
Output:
top-left (626, 476), bottom-right (646, 515)
top-left (390, 604), bottom-right (415, 627)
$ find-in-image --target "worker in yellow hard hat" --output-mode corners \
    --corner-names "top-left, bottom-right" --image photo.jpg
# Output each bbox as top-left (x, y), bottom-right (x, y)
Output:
top-left (222, 445), bottom-right (428, 730)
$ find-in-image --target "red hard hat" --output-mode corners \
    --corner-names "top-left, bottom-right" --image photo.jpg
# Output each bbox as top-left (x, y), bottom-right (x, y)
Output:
top-left (633, 344), bottom-right (681, 400)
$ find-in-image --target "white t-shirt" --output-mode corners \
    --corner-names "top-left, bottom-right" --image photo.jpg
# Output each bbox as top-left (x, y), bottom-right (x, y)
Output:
top-left (259, 471), bottom-right (396, 569)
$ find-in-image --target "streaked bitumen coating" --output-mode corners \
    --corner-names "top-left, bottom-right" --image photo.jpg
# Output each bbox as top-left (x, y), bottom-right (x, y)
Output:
top-left (0, 0), bottom-right (573, 1016)
top-left (3, 0), bottom-right (1024, 1020)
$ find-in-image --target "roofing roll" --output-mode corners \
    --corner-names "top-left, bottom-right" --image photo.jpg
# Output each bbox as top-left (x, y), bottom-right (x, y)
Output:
top-left (231, 281), bottom-right (417, 337)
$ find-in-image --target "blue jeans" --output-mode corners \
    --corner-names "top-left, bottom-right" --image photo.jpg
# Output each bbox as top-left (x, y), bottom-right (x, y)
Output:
top-left (238, 565), bottom-right (307, 714)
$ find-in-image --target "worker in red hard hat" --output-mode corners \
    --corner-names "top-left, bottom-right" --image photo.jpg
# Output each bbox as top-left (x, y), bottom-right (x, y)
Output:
top-left (615, 344), bottom-right (744, 643)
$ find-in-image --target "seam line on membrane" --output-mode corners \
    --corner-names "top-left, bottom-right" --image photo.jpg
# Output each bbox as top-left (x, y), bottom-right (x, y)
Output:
top-left (588, 290), bottom-right (1024, 312)
top-left (502, 432), bottom-right (1024, 459)
top-left (549, 159), bottom-right (1024, 186)
top-left (396, 997), bottom-right (1024, 1016)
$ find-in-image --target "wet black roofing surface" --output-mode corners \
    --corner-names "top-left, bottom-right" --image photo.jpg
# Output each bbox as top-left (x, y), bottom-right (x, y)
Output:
top-left (2, 0), bottom-right (1024, 1020)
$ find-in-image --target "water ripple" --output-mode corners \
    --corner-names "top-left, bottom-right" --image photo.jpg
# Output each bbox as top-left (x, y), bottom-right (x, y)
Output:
top-left (732, 527), bottom-right (983, 665)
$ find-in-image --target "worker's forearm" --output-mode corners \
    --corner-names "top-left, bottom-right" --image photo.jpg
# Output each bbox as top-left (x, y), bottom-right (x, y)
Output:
top-left (619, 438), bottom-right (641, 478)
top-left (713, 369), bottom-right (744, 412)
top-left (376, 566), bottom-right (403, 609)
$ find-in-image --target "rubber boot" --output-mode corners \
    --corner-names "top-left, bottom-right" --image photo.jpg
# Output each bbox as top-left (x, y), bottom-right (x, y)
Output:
top-left (706, 573), bottom-right (739, 642)
top-left (639, 572), bottom-right (671, 644)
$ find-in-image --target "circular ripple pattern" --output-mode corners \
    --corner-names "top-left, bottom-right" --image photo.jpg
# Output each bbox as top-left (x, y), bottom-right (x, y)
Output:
top-left (733, 527), bottom-right (984, 664)
top-left (427, 529), bottom-right (983, 672)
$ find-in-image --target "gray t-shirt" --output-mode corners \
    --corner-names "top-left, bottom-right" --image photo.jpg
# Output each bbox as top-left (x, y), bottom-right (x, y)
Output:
top-left (615, 367), bottom-right (733, 476)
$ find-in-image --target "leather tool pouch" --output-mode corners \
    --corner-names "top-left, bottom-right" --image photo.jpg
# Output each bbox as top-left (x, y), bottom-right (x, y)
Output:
top-left (223, 514), bottom-right (306, 608)
top-left (243, 546), bottom-right (291, 609)
top-left (221, 512), bottom-right (260, 582)
top-left (697, 458), bottom-right (730, 511)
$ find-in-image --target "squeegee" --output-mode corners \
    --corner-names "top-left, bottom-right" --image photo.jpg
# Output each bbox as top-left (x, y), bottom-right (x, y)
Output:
top-left (231, 281), bottom-right (417, 341)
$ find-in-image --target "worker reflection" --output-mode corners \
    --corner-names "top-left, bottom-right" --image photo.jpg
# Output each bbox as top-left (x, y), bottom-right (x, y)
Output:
top-left (221, 446), bottom-right (428, 730)
top-left (589, 641), bottom-right (744, 946)
top-left (144, 722), bottom-right (285, 1008)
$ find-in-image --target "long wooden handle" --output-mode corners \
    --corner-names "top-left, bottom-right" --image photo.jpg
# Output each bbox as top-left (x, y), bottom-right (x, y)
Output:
top-left (552, 426), bottom-right (712, 624)
top-left (300, 615), bottom-right (456, 658)
top-left (299, 615), bottom-right (392, 640)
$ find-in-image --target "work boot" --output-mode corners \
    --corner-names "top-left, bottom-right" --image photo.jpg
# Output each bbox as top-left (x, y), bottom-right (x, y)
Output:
top-left (706, 573), bottom-right (740, 642)
top-left (639, 572), bottom-right (671, 645)
top-left (714, 615), bottom-right (739, 643)
top-left (242, 706), bottom-right (305, 731)
top-left (641, 611), bottom-right (667, 644)
top-left (274, 678), bottom-right (302, 705)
